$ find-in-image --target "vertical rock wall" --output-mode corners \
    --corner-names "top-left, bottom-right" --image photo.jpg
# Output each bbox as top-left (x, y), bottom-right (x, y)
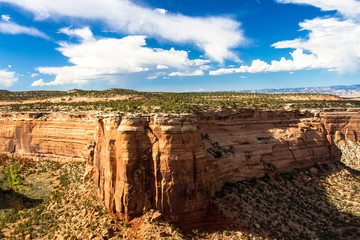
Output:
top-left (93, 110), bottom-right (359, 221)
top-left (322, 110), bottom-right (360, 170)
top-left (0, 109), bottom-right (358, 222)
top-left (0, 112), bottom-right (96, 161)
top-left (93, 114), bottom-right (211, 221)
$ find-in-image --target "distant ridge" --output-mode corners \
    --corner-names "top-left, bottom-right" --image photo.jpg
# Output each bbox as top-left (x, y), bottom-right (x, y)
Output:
top-left (242, 84), bottom-right (360, 98)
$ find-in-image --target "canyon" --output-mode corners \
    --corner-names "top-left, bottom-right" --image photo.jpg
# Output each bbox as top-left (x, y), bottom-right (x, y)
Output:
top-left (0, 109), bottom-right (359, 224)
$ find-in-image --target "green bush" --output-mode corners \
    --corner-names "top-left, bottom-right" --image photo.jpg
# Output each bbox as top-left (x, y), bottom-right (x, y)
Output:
top-left (3, 165), bottom-right (22, 189)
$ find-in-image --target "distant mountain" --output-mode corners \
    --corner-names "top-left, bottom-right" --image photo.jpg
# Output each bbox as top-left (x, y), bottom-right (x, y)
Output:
top-left (241, 84), bottom-right (360, 98)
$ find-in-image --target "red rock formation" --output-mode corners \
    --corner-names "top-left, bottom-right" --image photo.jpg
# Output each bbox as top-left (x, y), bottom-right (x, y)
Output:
top-left (0, 109), bottom-right (358, 223)
top-left (0, 112), bottom-right (96, 161)
top-left (93, 114), bottom-right (211, 221)
top-left (93, 109), bottom-right (359, 222)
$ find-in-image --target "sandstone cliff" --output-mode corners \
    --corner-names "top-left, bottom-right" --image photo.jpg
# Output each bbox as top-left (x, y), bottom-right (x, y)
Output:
top-left (0, 109), bottom-right (359, 223)
top-left (94, 114), bottom-right (211, 221)
top-left (92, 109), bottom-right (359, 222)
top-left (0, 112), bottom-right (96, 162)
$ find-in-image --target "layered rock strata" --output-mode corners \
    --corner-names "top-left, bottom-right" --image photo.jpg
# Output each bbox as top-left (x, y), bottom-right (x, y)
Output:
top-left (93, 109), bottom-right (359, 221)
top-left (93, 114), bottom-right (211, 221)
top-left (324, 109), bottom-right (360, 170)
top-left (0, 109), bottom-right (359, 222)
top-left (0, 112), bottom-right (97, 161)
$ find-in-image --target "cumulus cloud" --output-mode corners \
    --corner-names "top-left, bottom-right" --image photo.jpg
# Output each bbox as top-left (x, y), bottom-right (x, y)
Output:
top-left (212, 2), bottom-right (360, 76)
top-left (276, 0), bottom-right (360, 19)
top-left (32, 27), bottom-right (209, 86)
top-left (210, 49), bottom-right (325, 75)
top-left (0, 0), bottom-right (245, 62)
top-left (1, 14), bottom-right (10, 22)
top-left (0, 69), bottom-right (18, 87)
top-left (0, 20), bottom-right (48, 38)
top-left (273, 17), bottom-right (360, 73)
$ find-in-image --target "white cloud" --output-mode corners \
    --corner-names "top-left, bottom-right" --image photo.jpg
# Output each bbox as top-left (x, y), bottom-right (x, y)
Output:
top-left (273, 18), bottom-right (360, 73)
top-left (0, 69), bottom-right (18, 87)
top-left (210, 49), bottom-right (326, 75)
top-left (211, 16), bottom-right (360, 75)
top-left (59, 26), bottom-right (94, 42)
top-left (32, 27), bottom-right (208, 86)
top-left (31, 73), bottom-right (39, 78)
top-left (0, 21), bottom-right (48, 38)
top-left (263, 1), bottom-right (360, 74)
top-left (31, 78), bottom-right (45, 87)
top-left (147, 72), bottom-right (166, 80)
top-left (1, 14), bottom-right (10, 22)
top-left (154, 8), bottom-right (167, 15)
top-left (0, 0), bottom-right (245, 62)
top-left (169, 70), bottom-right (204, 77)
top-left (156, 64), bottom-right (168, 70)
top-left (276, 0), bottom-right (360, 19)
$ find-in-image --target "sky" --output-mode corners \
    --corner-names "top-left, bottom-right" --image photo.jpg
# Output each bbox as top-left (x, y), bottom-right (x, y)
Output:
top-left (0, 0), bottom-right (359, 92)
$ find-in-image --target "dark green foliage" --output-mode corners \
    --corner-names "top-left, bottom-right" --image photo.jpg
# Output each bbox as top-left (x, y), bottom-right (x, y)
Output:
top-left (3, 166), bottom-right (21, 188)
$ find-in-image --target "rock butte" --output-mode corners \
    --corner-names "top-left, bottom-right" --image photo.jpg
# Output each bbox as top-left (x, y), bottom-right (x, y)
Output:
top-left (0, 109), bottom-right (359, 224)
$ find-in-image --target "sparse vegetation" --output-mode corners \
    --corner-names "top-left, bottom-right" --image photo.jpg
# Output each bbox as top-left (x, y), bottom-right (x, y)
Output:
top-left (0, 89), bottom-right (359, 113)
top-left (216, 162), bottom-right (360, 239)
top-left (0, 148), bottom-right (359, 239)
top-left (0, 155), bottom-right (185, 239)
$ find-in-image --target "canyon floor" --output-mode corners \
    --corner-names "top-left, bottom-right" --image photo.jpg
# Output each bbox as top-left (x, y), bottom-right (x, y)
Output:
top-left (0, 155), bottom-right (359, 240)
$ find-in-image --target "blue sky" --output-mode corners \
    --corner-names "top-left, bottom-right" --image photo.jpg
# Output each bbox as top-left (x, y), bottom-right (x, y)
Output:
top-left (0, 0), bottom-right (359, 92)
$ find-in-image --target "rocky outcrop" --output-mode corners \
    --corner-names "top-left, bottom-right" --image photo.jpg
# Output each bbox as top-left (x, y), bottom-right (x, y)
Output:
top-left (93, 109), bottom-right (359, 222)
top-left (0, 112), bottom-right (97, 161)
top-left (0, 109), bottom-right (359, 223)
top-left (93, 114), bottom-right (211, 221)
top-left (323, 109), bottom-right (360, 170)
top-left (198, 110), bottom-right (339, 192)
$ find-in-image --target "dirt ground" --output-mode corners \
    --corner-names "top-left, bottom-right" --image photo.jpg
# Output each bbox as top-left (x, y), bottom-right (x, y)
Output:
top-left (1, 156), bottom-right (359, 240)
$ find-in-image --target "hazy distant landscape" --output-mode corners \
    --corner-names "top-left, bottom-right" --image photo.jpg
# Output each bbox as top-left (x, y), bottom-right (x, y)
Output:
top-left (241, 84), bottom-right (360, 98)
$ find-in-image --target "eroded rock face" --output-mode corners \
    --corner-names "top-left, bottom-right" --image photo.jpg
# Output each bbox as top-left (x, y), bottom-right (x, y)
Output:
top-left (93, 109), bottom-right (360, 221)
top-left (198, 110), bottom-right (340, 192)
top-left (93, 114), bottom-right (211, 221)
top-left (0, 112), bottom-right (97, 161)
top-left (322, 110), bottom-right (360, 170)
top-left (0, 109), bottom-right (359, 223)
